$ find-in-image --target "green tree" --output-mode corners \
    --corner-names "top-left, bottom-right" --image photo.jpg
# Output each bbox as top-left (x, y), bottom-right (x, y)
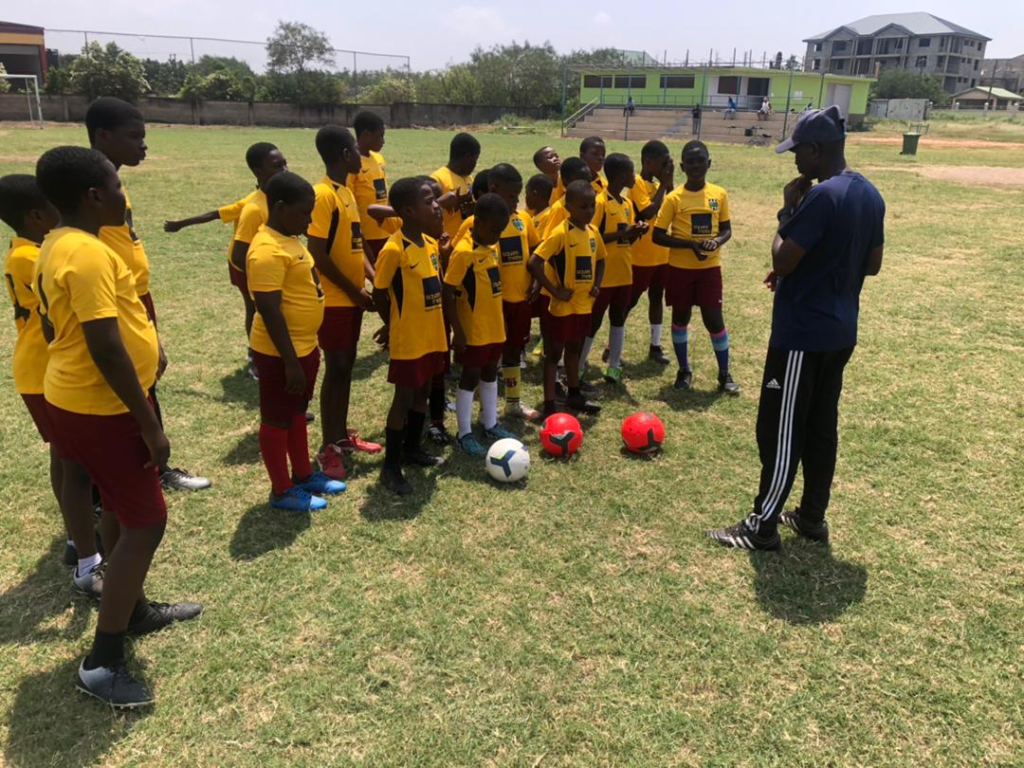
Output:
top-left (359, 72), bottom-right (416, 104)
top-left (265, 21), bottom-right (338, 105)
top-left (43, 64), bottom-right (73, 95)
top-left (144, 57), bottom-right (189, 96)
top-left (68, 42), bottom-right (149, 102)
top-left (872, 69), bottom-right (949, 106)
top-left (194, 56), bottom-right (255, 79)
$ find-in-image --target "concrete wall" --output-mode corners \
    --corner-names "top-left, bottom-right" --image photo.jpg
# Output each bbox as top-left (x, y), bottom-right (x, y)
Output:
top-left (868, 98), bottom-right (931, 120)
top-left (0, 94), bottom-right (551, 127)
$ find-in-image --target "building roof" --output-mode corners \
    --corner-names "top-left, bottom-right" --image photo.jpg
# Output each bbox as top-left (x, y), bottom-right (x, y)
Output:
top-left (805, 13), bottom-right (990, 43)
top-left (0, 20), bottom-right (45, 35)
top-left (952, 87), bottom-right (1022, 100)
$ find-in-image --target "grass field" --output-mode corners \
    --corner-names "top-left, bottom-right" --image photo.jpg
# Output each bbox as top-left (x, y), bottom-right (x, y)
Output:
top-left (0, 122), bottom-right (1022, 766)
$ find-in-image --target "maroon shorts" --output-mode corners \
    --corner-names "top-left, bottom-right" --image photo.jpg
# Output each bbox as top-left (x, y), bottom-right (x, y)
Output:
top-left (253, 349), bottom-right (320, 424)
top-left (45, 401), bottom-right (167, 528)
top-left (631, 264), bottom-right (667, 301)
top-left (530, 294), bottom-right (545, 319)
top-left (502, 300), bottom-right (532, 352)
top-left (139, 291), bottom-right (156, 323)
top-left (665, 266), bottom-right (723, 309)
top-left (388, 351), bottom-right (447, 389)
top-left (21, 393), bottom-right (53, 443)
top-left (318, 306), bottom-right (364, 352)
top-left (365, 238), bottom-right (389, 263)
top-left (544, 312), bottom-right (592, 344)
top-left (591, 284), bottom-right (632, 318)
top-left (228, 263), bottom-right (249, 300)
top-left (455, 341), bottom-right (504, 368)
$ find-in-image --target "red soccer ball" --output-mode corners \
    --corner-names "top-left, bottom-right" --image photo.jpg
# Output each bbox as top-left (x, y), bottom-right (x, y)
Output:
top-left (621, 412), bottom-right (666, 455)
top-left (539, 413), bottom-right (584, 457)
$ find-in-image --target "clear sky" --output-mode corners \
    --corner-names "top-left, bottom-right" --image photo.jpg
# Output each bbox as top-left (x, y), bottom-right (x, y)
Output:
top-left (17, 0), bottom-right (1024, 71)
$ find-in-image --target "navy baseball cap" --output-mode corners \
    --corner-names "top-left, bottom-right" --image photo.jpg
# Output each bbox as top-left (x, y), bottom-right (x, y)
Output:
top-left (775, 105), bottom-right (846, 153)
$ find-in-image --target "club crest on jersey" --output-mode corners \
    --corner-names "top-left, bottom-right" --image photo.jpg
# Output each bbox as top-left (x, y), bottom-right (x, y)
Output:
top-left (709, 199), bottom-right (719, 211)
top-left (513, 218), bottom-right (524, 232)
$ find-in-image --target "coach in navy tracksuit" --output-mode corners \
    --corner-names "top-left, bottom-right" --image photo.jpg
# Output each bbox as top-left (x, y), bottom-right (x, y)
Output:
top-left (709, 106), bottom-right (886, 551)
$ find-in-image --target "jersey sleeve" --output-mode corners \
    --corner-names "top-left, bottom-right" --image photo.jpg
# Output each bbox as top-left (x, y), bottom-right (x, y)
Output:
top-left (630, 179), bottom-right (652, 212)
top-left (64, 244), bottom-right (119, 323)
top-left (542, 203), bottom-right (566, 239)
top-left (442, 247), bottom-right (471, 287)
top-left (779, 187), bottom-right (830, 253)
top-left (454, 217), bottom-right (473, 247)
top-left (7, 249), bottom-right (40, 315)
top-left (718, 189), bottom-right (731, 224)
top-left (246, 242), bottom-right (288, 293)
top-left (654, 194), bottom-right (676, 232)
top-left (592, 196), bottom-right (607, 233)
top-left (534, 230), bottom-right (564, 263)
top-left (429, 169), bottom-right (449, 192)
top-left (307, 185), bottom-right (337, 240)
top-left (218, 195), bottom-right (249, 224)
top-left (523, 215), bottom-right (541, 250)
top-left (233, 204), bottom-right (262, 246)
top-left (372, 242), bottom-right (400, 290)
top-left (594, 230), bottom-right (608, 262)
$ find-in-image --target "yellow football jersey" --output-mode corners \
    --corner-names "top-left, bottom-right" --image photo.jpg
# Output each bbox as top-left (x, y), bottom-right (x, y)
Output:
top-left (4, 238), bottom-right (48, 394)
top-left (232, 190), bottom-right (269, 271)
top-left (308, 177), bottom-right (366, 308)
top-left (348, 150), bottom-right (398, 241)
top-left (592, 191), bottom-right (636, 288)
top-left (454, 210), bottom-right (539, 303)
top-left (443, 239), bottom-right (505, 348)
top-left (534, 221), bottom-right (607, 317)
top-left (430, 166), bottom-right (473, 240)
top-left (99, 187), bottom-right (151, 297)
top-left (630, 175), bottom-right (669, 268)
top-left (654, 183), bottom-right (731, 270)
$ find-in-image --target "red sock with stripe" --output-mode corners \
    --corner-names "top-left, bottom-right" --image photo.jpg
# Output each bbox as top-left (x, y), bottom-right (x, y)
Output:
top-left (287, 413), bottom-right (313, 481)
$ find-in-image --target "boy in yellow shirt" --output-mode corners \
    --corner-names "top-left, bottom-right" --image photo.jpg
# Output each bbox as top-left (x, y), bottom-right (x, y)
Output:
top-left (431, 132), bottom-right (480, 240)
top-left (247, 171), bottom-right (346, 512)
top-left (373, 177), bottom-right (450, 495)
top-left (542, 157), bottom-right (593, 239)
top-left (533, 146), bottom-right (562, 199)
top-left (1, 174), bottom-right (101, 590)
top-left (444, 194), bottom-right (519, 454)
top-left (87, 97), bottom-right (210, 491)
top-left (653, 141), bottom-right (739, 394)
top-left (582, 153), bottom-right (648, 384)
top-left (348, 111), bottom-right (397, 263)
top-left (525, 173), bottom-right (554, 234)
top-left (529, 181), bottom-right (606, 417)
top-left (36, 146), bottom-right (200, 708)
top-left (307, 126), bottom-right (382, 481)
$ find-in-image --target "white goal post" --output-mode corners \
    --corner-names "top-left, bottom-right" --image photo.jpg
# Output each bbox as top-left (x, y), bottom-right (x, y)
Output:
top-left (0, 74), bottom-right (44, 127)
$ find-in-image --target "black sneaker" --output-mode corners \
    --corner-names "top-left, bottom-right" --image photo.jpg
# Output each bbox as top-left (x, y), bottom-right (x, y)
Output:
top-left (380, 465), bottom-right (412, 496)
top-left (402, 448), bottom-right (446, 468)
top-left (674, 369), bottom-right (693, 390)
top-left (126, 600), bottom-right (203, 637)
top-left (780, 510), bottom-right (830, 545)
top-left (305, 411), bottom-right (315, 423)
top-left (565, 394), bottom-right (602, 414)
top-left (707, 521), bottom-right (781, 551)
top-left (73, 562), bottom-right (104, 600)
top-left (553, 379), bottom-right (568, 401)
top-left (601, 346), bottom-right (610, 363)
top-left (426, 422), bottom-right (452, 446)
top-left (649, 345), bottom-right (670, 365)
top-left (579, 379), bottom-right (599, 396)
top-left (718, 372), bottom-right (741, 395)
top-left (76, 660), bottom-right (154, 709)
top-left (160, 467), bottom-right (212, 491)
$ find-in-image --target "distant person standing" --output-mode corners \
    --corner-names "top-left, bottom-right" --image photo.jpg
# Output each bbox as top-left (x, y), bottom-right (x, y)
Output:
top-left (725, 97), bottom-right (737, 119)
top-left (691, 103), bottom-right (702, 134)
top-left (624, 95), bottom-right (636, 117)
top-left (707, 106), bottom-right (886, 551)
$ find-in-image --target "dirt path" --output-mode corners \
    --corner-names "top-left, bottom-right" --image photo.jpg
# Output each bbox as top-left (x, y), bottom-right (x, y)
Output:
top-left (850, 135), bottom-right (1024, 150)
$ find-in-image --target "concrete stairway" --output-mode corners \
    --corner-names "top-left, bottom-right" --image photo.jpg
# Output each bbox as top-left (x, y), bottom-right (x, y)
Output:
top-left (566, 106), bottom-right (789, 145)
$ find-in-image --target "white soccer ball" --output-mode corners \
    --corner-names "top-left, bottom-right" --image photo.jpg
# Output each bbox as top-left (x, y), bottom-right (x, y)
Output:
top-left (485, 438), bottom-right (530, 483)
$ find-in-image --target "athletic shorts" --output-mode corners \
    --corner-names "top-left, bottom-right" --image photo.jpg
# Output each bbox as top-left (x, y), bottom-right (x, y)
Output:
top-left (21, 393), bottom-right (53, 443)
top-left (318, 306), bottom-right (364, 352)
top-left (139, 291), bottom-right (157, 323)
top-left (228, 263), bottom-right (248, 300)
top-left (591, 284), bottom-right (632, 318)
top-left (544, 312), bottom-right (592, 344)
top-left (253, 349), bottom-right (320, 424)
top-left (45, 400), bottom-right (167, 529)
top-left (665, 266), bottom-right (723, 309)
top-left (365, 238), bottom-right (389, 263)
top-left (455, 341), bottom-right (504, 368)
top-left (502, 300), bottom-right (532, 352)
top-left (631, 264), bottom-right (667, 302)
top-left (388, 351), bottom-right (447, 389)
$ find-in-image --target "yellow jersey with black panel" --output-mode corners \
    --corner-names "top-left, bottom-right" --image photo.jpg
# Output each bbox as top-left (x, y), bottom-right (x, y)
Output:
top-left (534, 221), bottom-right (607, 317)
top-left (454, 210), bottom-right (539, 303)
top-left (430, 166), bottom-right (473, 240)
top-left (592, 191), bottom-right (635, 288)
top-left (654, 183), bottom-right (730, 270)
top-left (4, 238), bottom-right (47, 394)
top-left (443, 240), bottom-right (505, 347)
top-left (99, 188), bottom-right (151, 297)
top-left (308, 176), bottom-right (366, 308)
top-left (348, 150), bottom-right (397, 240)
top-left (631, 176), bottom-right (669, 268)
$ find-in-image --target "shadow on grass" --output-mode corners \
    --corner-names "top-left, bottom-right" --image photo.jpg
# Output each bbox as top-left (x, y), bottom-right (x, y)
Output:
top-left (0, 538), bottom-right (92, 646)
top-left (229, 502), bottom-right (311, 561)
top-left (359, 462), bottom-right (442, 522)
top-left (657, 383), bottom-right (722, 412)
top-left (218, 367), bottom-right (259, 408)
top-left (4, 656), bottom-right (143, 767)
top-left (352, 345), bottom-right (388, 380)
top-left (222, 429), bottom-right (260, 466)
top-left (749, 542), bottom-right (868, 625)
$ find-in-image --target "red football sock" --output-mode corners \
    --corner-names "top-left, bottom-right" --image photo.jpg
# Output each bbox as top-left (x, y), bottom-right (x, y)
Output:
top-left (259, 424), bottom-right (291, 496)
top-left (288, 413), bottom-right (313, 481)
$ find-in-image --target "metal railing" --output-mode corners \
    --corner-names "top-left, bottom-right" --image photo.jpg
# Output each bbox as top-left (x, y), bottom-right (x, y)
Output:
top-left (560, 98), bottom-right (599, 136)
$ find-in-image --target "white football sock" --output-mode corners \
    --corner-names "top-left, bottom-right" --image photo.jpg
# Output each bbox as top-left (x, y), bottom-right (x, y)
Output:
top-left (479, 379), bottom-right (499, 429)
top-left (456, 388), bottom-right (475, 439)
top-left (609, 325), bottom-right (626, 368)
top-left (580, 335), bottom-right (595, 374)
top-left (76, 552), bottom-right (102, 577)
top-left (651, 324), bottom-right (663, 346)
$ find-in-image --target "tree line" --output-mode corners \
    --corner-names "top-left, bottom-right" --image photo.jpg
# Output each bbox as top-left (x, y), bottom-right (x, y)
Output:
top-left (41, 21), bottom-right (637, 111)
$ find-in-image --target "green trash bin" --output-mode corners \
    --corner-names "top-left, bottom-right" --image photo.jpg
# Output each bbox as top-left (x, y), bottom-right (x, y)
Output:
top-left (901, 132), bottom-right (921, 156)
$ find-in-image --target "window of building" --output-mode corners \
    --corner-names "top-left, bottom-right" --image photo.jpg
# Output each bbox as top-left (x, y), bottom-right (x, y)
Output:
top-left (896, 38), bottom-right (904, 50)
top-left (613, 75), bottom-right (646, 89)
top-left (832, 40), bottom-right (848, 52)
top-left (813, 42), bottom-right (822, 52)
top-left (717, 76), bottom-right (739, 94)
top-left (583, 75), bottom-right (613, 88)
top-left (659, 75), bottom-right (695, 89)
top-left (856, 39), bottom-right (872, 55)
top-left (974, 59), bottom-right (980, 71)
top-left (971, 79), bottom-right (976, 87)
top-left (747, 78), bottom-right (770, 96)
top-left (919, 37), bottom-right (931, 48)
top-left (812, 59), bottom-right (821, 71)
top-left (834, 60), bottom-right (846, 71)
top-left (916, 56), bottom-right (928, 68)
